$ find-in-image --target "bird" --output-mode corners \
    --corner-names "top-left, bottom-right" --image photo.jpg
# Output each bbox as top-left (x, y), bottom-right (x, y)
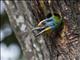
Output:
top-left (32, 13), bottom-right (63, 36)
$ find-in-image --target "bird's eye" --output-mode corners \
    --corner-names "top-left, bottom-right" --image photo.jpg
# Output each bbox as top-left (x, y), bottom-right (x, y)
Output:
top-left (46, 13), bottom-right (52, 18)
top-left (54, 13), bottom-right (60, 18)
top-left (46, 13), bottom-right (60, 19)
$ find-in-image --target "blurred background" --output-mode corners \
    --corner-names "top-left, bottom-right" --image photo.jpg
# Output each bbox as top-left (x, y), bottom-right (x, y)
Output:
top-left (0, 1), bottom-right (22, 60)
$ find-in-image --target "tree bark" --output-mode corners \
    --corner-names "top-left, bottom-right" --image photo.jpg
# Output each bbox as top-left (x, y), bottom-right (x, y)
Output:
top-left (4, 0), bottom-right (80, 60)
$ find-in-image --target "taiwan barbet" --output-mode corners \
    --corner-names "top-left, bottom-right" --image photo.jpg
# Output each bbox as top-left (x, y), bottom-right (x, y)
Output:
top-left (32, 13), bottom-right (63, 36)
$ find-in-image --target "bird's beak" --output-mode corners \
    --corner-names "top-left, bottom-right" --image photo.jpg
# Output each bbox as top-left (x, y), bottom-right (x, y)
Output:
top-left (38, 21), bottom-right (42, 26)
top-left (38, 20), bottom-right (45, 27)
top-left (38, 23), bottom-right (41, 27)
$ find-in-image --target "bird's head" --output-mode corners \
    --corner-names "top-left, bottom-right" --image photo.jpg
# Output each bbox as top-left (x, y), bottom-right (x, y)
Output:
top-left (53, 13), bottom-right (61, 22)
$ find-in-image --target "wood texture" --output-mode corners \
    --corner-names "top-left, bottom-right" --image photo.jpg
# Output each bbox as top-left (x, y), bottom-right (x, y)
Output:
top-left (4, 0), bottom-right (80, 60)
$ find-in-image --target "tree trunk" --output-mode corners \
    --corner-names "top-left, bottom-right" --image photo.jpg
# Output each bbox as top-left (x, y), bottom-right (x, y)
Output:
top-left (4, 0), bottom-right (80, 60)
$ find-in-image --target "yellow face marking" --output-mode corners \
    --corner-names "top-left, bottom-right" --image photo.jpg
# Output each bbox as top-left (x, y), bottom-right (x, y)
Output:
top-left (44, 27), bottom-right (51, 31)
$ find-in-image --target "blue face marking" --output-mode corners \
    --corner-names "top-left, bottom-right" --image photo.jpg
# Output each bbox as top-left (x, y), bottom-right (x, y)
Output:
top-left (45, 20), bottom-right (54, 26)
top-left (44, 17), bottom-right (56, 28)
top-left (50, 25), bottom-right (55, 30)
